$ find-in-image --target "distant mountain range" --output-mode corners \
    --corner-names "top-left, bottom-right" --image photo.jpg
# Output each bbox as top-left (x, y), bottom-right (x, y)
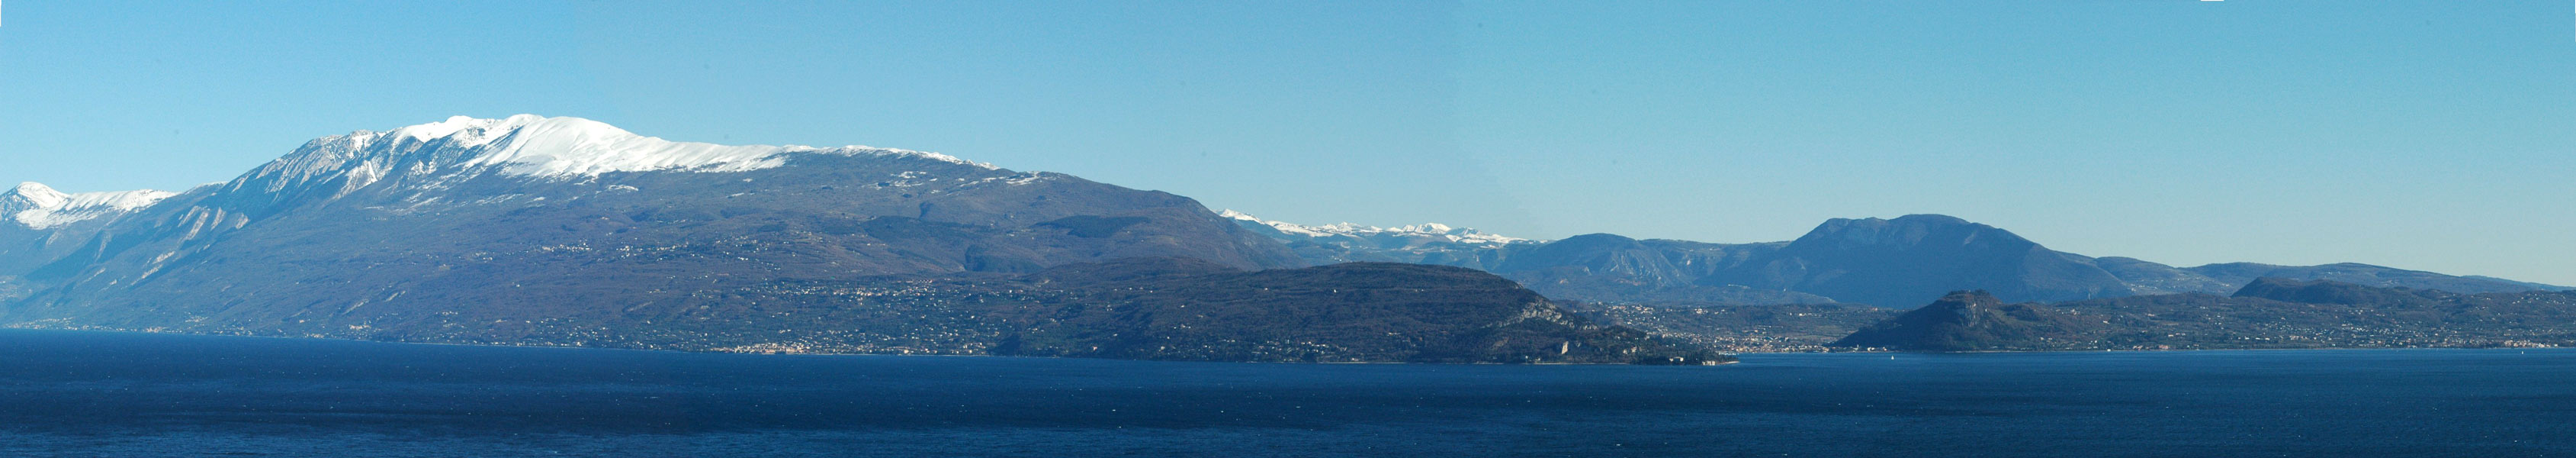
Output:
top-left (1831, 279), bottom-right (2576, 351)
top-left (1, 182), bottom-right (179, 278)
top-left (1224, 213), bottom-right (2569, 307)
top-left (4, 114), bottom-right (2562, 362)
top-left (0, 115), bottom-right (1714, 364)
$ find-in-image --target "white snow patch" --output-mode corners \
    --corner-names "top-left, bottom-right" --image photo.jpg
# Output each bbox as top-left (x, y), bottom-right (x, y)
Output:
top-left (387, 115), bottom-right (494, 144)
top-left (319, 114), bottom-right (1001, 180)
top-left (1219, 210), bottom-right (1533, 245)
top-left (6, 182), bottom-right (69, 210)
top-left (3, 182), bottom-right (179, 229)
top-left (453, 116), bottom-right (792, 177)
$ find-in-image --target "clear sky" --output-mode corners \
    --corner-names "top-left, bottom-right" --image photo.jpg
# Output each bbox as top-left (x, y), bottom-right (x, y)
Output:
top-left (2, 1), bottom-right (2571, 285)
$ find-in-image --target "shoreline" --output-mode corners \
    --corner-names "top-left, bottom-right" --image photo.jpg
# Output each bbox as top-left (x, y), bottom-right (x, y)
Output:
top-left (0, 326), bottom-right (1734, 366)
top-left (10, 325), bottom-right (2558, 364)
top-left (1736, 345), bottom-right (2571, 356)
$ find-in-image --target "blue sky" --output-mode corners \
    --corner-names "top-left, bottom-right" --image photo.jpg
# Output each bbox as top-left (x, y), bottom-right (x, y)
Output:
top-left (2, 1), bottom-right (2571, 284)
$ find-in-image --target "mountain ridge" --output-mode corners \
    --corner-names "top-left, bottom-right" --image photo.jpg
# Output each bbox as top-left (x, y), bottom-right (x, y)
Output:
top-left (1829, 279), bottom-right (2576, 351)
top-left (0, 114), bottom-right (1725, 365)
top-left (1227, 212), bottom-right (2565, 306)
top-left (5, 114), bottom-right (1303, 328)
top-left (9, 115), bottom-right (2564, 361)
top-left (1, 182), bottom-right (180, 278)
top-left (1829, 290), bottom-right (2103, 351)
top-left (2, 182), bottom-right (178, 230)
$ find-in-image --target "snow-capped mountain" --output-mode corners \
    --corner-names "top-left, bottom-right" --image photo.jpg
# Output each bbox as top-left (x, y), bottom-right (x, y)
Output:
top-left (2, 114), bottom-right (1299, 346)
top-left (1219, 210), bottom-right (1531, 246)
top-left (0, 114), bottom-right (1731, 363)
top-left (220, 114), bottom-right (996, 212)
top-left (304, 114), bottom-right (988, 179)
top-left (7, 114), bottom-right (2565, 354)
top-left (1216, 210), bottom-right (1534, 271)
top-left (2, 182), bottom-right (176, 230)
top-left (1, 182), bottom-right (181, 287)
top-left (1230, 211), bottom-right (2569, 306)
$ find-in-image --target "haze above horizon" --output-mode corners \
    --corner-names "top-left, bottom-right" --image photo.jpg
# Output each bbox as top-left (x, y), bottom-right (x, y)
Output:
top-left (2, 1), bottom-right (2569, 285)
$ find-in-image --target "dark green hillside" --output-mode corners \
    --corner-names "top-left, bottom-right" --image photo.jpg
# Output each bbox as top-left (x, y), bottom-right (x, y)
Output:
top-left (8, 256), bottom-right (1725, 365)
top-left (1830, 291), bottom-right (2102, 351)
top-left (995, 260), bottom-right (1726, 364)
top-left (2189, 263), bottom-right (2559, 295)
top-left (1567, 302), bottom-right (1900, 353)
top-left (1830, 279), bottom-right (2576, 351)
top-left (2231, 277), bottom-right (2443, 306)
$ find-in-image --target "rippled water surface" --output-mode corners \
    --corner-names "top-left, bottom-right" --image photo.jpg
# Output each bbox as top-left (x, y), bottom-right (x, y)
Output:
top-left (3, 329), bottom-right (2571, 457)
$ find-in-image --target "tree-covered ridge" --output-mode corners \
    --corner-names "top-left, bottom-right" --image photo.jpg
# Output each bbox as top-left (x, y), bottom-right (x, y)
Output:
top-left (8, 257), bottom-right (1726, 365)
top-left (990, 260), bottom-right (1726, 364)
top-left (1829, 279), bottom-right (2576, 352)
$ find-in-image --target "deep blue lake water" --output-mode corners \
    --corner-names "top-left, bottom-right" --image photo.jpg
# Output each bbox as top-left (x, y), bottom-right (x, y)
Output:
top-left (2, 329), bottom-right (2571, 457)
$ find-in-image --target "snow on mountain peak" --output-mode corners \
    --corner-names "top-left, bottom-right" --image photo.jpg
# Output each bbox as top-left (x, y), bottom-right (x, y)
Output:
top-left (389, 114), bottom-right (519, 144)
top-left (313, 114), bottom-right (998, 180)
top-left (448, 115), bottom-right (792, 177)
top-left (2, 182), bottom-right (178, 229)
top-left (8, 182), bottom-right (70, 209)
top-left (1219, 210), bottom-right (1532, 245)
